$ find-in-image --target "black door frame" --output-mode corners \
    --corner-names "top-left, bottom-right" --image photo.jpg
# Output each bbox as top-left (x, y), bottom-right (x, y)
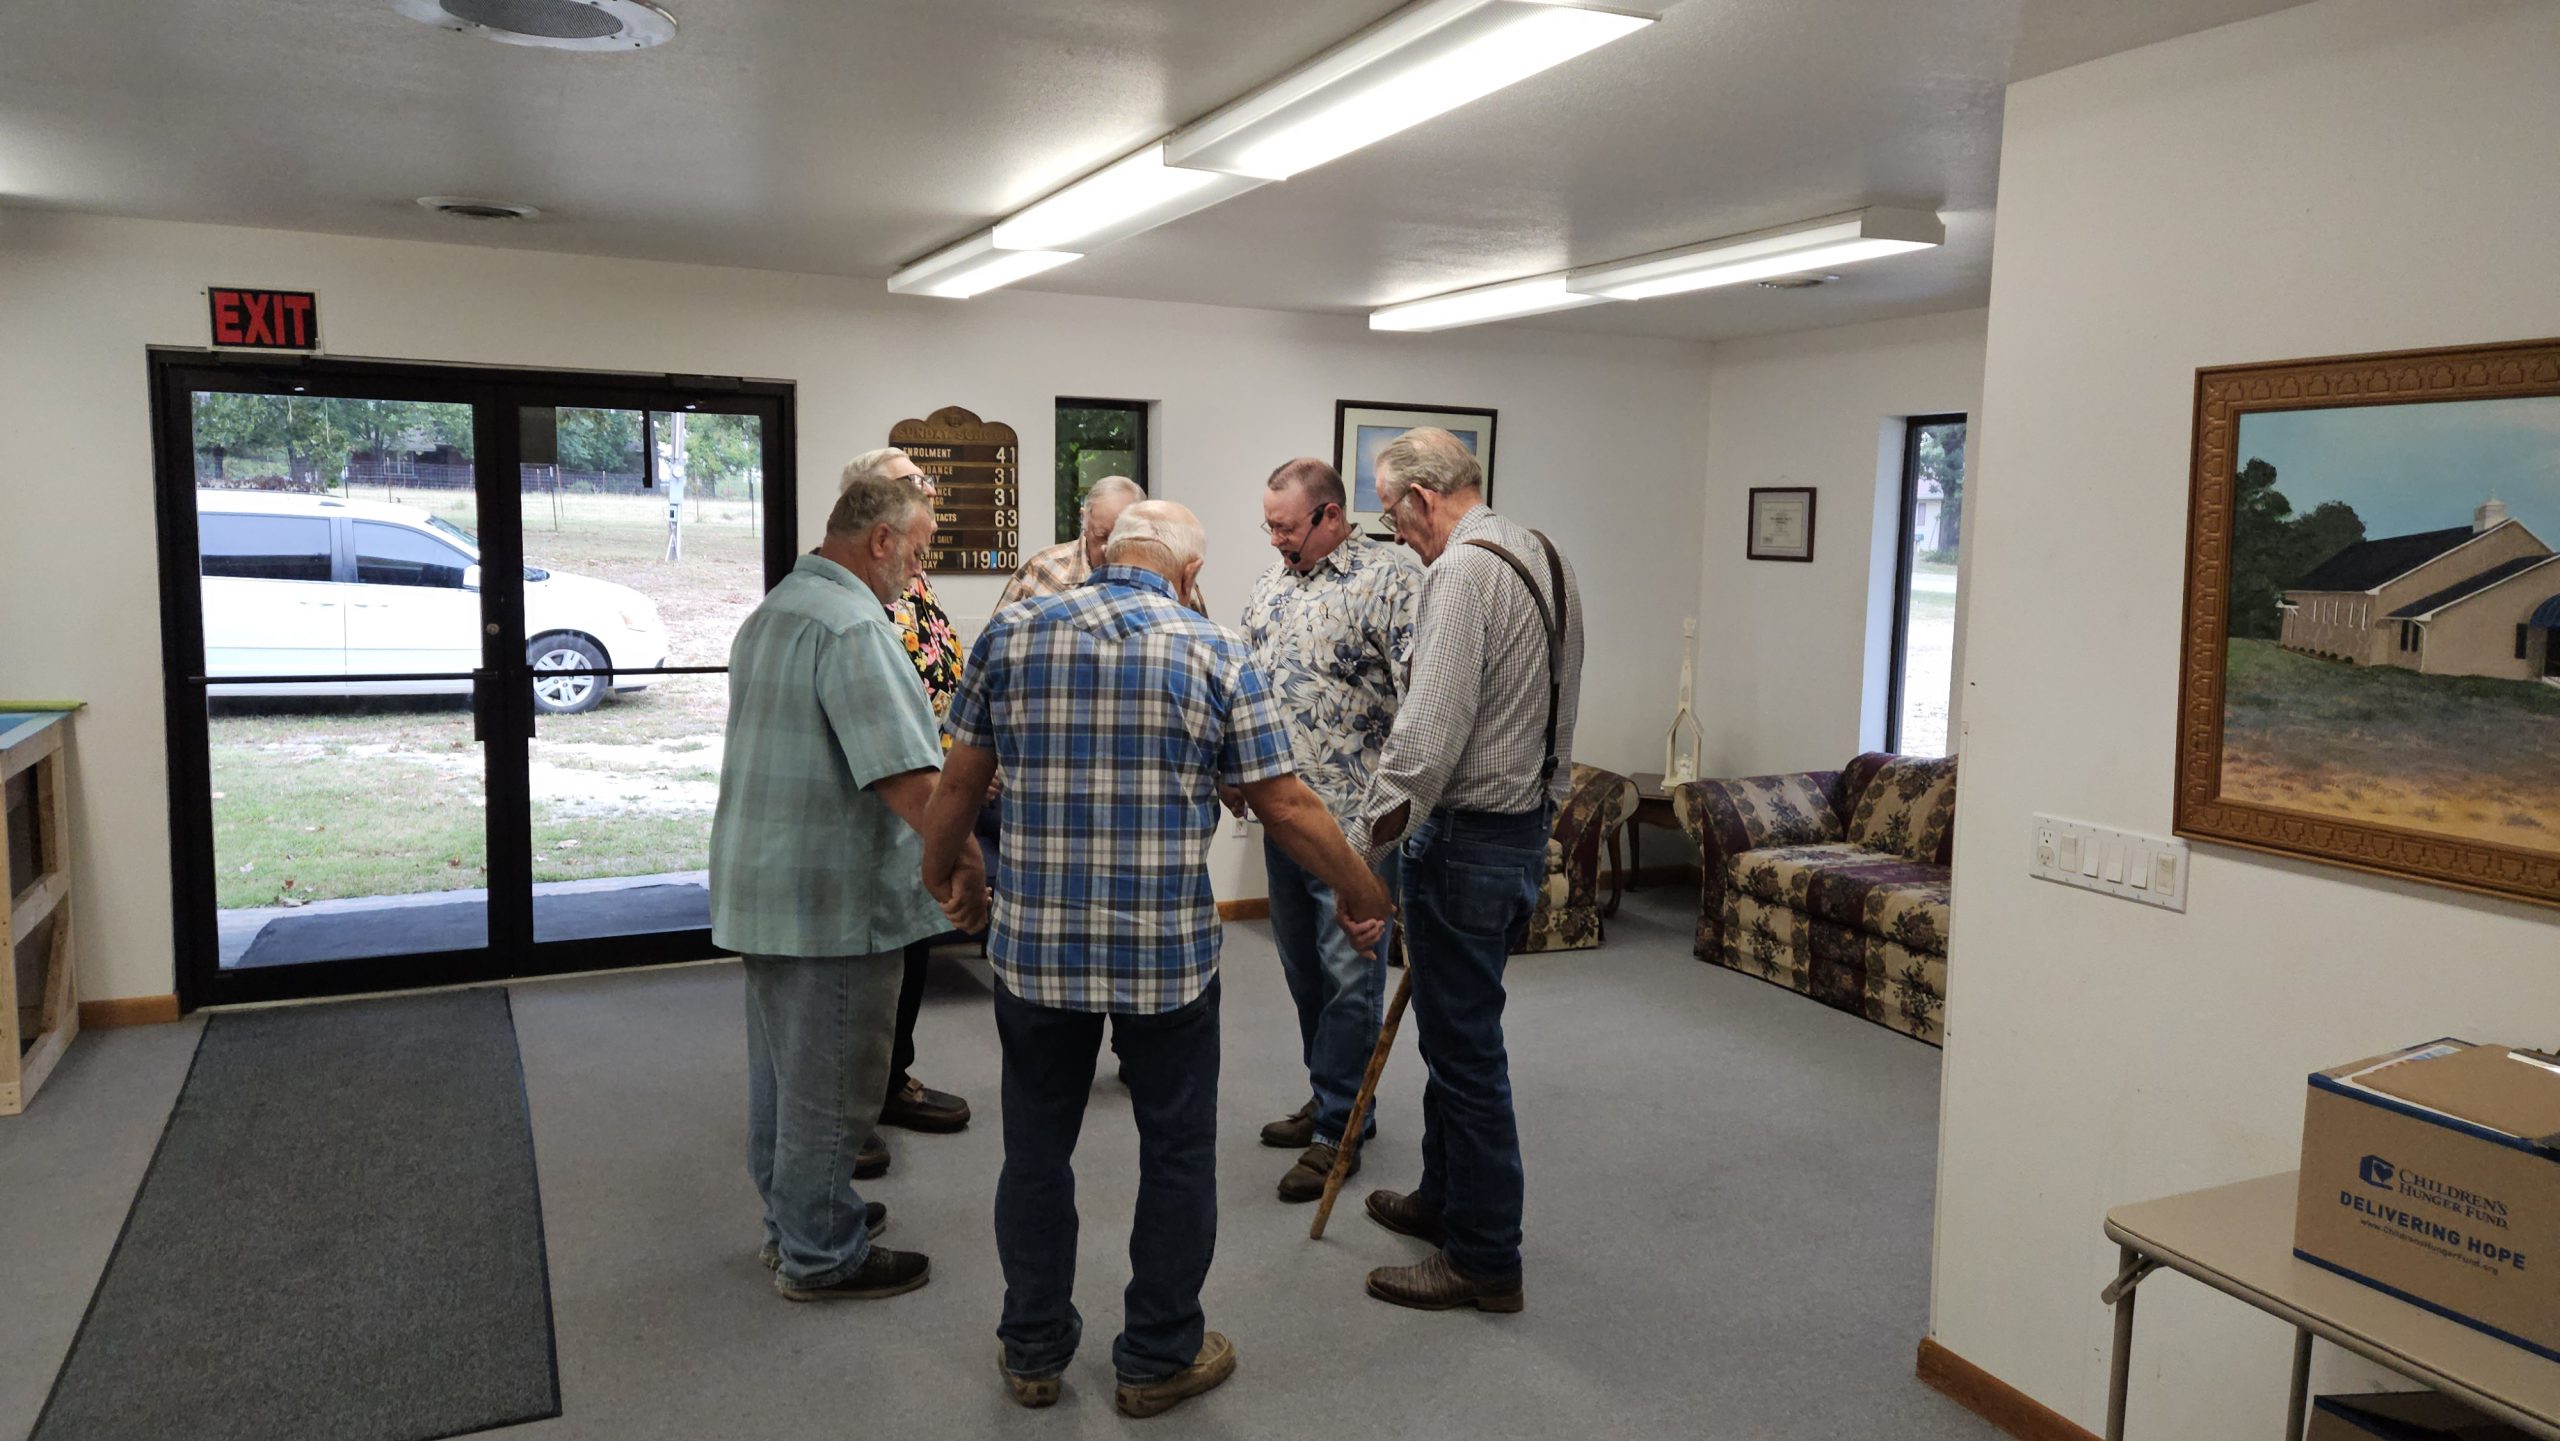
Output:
top-left (1884, 412), bottom-right (1967, 756)
top-left (150, 349), bottom-right (797, 1011)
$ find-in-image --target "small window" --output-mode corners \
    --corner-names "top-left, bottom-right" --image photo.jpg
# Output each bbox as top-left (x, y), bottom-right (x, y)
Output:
top-left (1885, 414), bottom-right (1966, 757)
top-left (200, 513), bottom-right (332, 582)
top-left (353, 520), bottom-right (471, 588)
top-left (1054, 398), bottom-right (1149, 545)
top-left (2520, 623), bottom-right (2532, 661)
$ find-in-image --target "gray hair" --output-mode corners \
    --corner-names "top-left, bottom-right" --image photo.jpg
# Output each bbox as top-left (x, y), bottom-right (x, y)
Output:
top-left (841, 447), bottom-right (918, 492)
top-left (1373, 427), bottom-right (1480, 509)
top-left (1079, 475), bottom-right (1145, 536)
top-left (1103, 499), bottom-right (1205, 569)
top-left (1266, 457), bottom-right (1346, 512)
top-left (827, 471), bottom-right (928, 539)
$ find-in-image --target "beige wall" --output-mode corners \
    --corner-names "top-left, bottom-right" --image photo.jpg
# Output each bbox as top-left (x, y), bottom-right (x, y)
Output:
top-left (1933, 2), bottom-right (2560, 1437)
top-left (0, 210), bottom-right (1712, 1002)
top-left (2416, 561), bottom-right (2560, 680)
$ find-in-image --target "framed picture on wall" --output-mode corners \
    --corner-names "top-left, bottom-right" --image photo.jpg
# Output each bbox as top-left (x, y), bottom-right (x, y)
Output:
top-left (1334, 401), bottom-right (1497, 535)
top-left (2173, 334), bottom-right (2560, 909)
top-left (1747, 486), bottom-right (1817, 561)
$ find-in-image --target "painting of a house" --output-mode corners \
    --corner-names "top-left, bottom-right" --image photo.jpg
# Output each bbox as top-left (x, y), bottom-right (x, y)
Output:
top-left (2278, 498), bottom-right (2560, 682)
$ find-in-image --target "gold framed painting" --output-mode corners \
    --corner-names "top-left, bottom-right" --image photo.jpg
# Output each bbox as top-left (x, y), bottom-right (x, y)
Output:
top-left (2174, 335), bottom-right (2560, 908)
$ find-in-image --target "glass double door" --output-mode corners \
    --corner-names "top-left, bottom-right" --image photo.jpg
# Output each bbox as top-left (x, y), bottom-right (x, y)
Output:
top-left (156, 354), bottom-right (796, 1007)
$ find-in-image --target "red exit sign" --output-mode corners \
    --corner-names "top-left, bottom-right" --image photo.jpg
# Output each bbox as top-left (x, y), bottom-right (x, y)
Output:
top-left (207, 287), bottom-right (320, 350)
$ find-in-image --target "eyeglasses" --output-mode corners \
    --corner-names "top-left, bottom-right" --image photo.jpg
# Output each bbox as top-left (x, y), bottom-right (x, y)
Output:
top-left (1260, 503), bottom-right (1333, 536)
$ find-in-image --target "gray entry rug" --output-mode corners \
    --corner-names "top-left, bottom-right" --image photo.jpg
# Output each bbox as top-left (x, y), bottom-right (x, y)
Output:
top-left (32, 989), bottom-right (560, 1441)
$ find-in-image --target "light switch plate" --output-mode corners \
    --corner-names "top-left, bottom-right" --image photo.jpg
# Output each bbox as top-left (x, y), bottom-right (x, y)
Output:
top-left (2030, 814), bottom-right (2188, 911)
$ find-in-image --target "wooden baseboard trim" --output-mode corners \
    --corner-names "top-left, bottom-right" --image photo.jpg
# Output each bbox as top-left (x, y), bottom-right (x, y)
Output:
top-left (1216, 899), bottom-right (1271, 921)
top-left (1916, 1337), bottom-right (2099, 1441)
top-left (79, 995), bottom-right (181, 1029)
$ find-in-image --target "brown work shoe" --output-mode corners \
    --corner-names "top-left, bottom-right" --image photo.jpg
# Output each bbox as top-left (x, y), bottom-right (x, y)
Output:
top-left (1258, 1100), bottom-right (1316, 1149)
top-left (1363, 1188), bottom-right (1448, 1247)
top-left (1114, 1331), bottom-right (1237, 1419)
top-left (775, 1245), bottom-right (931, 1301)
top-left (1366, 1252), bottom-right (1522, 1313)
top-left (881, 1075), bottom-right (972, 1133)
top-left (855, 1132), bottom-right (890, 1179)
top-left (1277, 1141), bottom-right (1354, 1203)
top-left (997, 1347), bottom-right (1061, 1409)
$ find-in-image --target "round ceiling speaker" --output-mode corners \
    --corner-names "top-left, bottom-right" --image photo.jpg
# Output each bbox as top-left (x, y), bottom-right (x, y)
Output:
top-left (390, 0), bottom-right (676, 51)
top-left (418, 196), bottom-right (544, 220)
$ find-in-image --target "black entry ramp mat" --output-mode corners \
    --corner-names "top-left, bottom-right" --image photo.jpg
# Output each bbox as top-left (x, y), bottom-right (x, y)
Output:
top-left (233, 882), bottom-right (711, 968)
top-left (32, 988), bottom-right (560, 1441)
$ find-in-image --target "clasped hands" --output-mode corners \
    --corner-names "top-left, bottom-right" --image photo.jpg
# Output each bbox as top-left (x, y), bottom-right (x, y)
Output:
top-left (927, 840), bottom-right (991, 934)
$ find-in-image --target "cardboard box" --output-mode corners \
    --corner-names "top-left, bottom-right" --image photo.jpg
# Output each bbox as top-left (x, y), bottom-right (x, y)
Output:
top-left (2296, 1039), bottom-right (2560, 1361)
top-left (2304, 1390), bottom-right (2533, 1440)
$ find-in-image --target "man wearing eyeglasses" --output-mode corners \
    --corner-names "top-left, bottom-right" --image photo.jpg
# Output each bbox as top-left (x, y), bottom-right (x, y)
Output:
top-left (1231, 457), bottom-right (1420, 1203)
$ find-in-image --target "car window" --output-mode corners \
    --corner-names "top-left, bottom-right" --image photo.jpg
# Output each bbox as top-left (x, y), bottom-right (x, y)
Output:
top-left (200, 513), bottom-right (332, 582)
top-left (354, 520), bottom-right (471, 588)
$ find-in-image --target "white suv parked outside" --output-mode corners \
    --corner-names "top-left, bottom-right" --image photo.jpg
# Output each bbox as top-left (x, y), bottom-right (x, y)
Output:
top-left (198, 490), bottom-right (668, 713)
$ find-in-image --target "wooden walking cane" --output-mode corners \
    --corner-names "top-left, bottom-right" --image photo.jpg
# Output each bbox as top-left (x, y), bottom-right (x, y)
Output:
top-left (1308, 922), bottom-right (1411, 1240)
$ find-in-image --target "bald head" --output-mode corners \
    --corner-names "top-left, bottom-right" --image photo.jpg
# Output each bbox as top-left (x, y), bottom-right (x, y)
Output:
top-left (1079, 475), bottom-right (1146, 567)
top-left (1104, 499), bottom-right (1207, 592)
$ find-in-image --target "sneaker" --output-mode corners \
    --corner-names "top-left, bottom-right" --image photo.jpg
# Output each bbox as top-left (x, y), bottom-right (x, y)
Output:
top-left (774, 1245), bottom-right (931, 1301)
top-left (1363, 1189), bottom-right (1448, 1247)
top-left (1276, 1141), bottom-right (1353, 1203)
top-left (759, 1203), bottom-right (887, 1270)
top-left (1258, 1100), bottom-right (1316, 1149)
top-left (1365, 1252), bottom-right (1522, 1313)
top-left (855, 1133), bottom-right (890, 1180)
top-left (1114, 1331), bottom-right (1237, 1418)
top-left (880, 1075), bottom-right (971, 1133)
top-left (997, 1347), bottom-right (1062, 1409)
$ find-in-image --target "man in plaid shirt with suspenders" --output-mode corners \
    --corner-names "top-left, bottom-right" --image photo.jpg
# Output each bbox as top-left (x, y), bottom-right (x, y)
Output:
top-left (1345, 427), bottom-right (1585, 1315)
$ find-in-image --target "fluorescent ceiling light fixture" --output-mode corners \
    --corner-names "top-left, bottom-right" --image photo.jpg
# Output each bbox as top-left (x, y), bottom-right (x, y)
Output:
top-left (1166, 0), bottom-right (1659, 180)
top-left (992, 144), bottom-right (1269, 252)
top-left (1566, 207), bottom-right (1944, 301)
top-left (886, 230), bottom-right (1082, 299)
top-left (1368, 273), bottom-right (1615, 332)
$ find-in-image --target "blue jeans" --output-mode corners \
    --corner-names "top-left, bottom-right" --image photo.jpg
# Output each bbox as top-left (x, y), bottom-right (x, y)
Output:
top-left (1264, 838), bottom-right (1396, 1146)
top-left (742, 950), bottom-right (903, 1286)
top-left (1402, 806), bottom-right (1548, 1282)
top-left (993, 978), bottom-right (1221, 1385)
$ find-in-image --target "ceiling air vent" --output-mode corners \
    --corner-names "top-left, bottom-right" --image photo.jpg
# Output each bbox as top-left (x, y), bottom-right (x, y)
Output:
top-left (389, 0), bottom-right (676, 51)
top-left (1756, 273), bottom-right (1842, 290)
top-left (418, 197), bottom-right (543, 221)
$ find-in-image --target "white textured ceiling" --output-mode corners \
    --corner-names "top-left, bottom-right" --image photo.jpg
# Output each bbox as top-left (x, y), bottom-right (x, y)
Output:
top-left (0, 0), bottom-right (2306, 341)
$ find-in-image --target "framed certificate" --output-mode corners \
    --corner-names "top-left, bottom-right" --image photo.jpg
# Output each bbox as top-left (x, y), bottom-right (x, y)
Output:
top-left (1747, 486), bottom-right (1817, 562)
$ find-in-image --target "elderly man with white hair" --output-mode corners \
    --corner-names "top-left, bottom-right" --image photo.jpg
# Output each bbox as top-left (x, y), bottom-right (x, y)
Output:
top-left (1343, 427), bottom-right (1584, 1316)
top-left (995, 474), bottom-right (1205, 614)
top-left (920, 499), bottom-right (1392, 1417)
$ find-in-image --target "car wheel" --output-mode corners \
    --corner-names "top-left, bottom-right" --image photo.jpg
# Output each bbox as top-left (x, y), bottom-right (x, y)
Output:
top-left (528, 633), bottom-right (609, 715)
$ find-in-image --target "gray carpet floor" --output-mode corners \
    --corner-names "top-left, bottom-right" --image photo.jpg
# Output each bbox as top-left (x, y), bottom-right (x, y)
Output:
top-left (0, 890), bottom-right (1995, 1440)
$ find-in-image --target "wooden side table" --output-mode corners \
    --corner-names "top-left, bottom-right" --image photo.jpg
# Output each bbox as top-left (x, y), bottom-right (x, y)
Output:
top-left (1605, 771), bottom-right (1684, 918)
top-left (2, 707), bottom-right (80, 1115)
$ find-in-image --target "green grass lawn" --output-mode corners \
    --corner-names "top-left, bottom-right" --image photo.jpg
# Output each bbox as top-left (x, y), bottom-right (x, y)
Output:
top-left (209, 494), bottom-right (764, 909)
top-left (2220, 638), bottom-right (2560, 848)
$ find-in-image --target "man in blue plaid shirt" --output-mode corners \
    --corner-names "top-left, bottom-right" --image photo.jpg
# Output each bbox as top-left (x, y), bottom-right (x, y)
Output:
top-left (921, 500), bottom-right (1391, 1419)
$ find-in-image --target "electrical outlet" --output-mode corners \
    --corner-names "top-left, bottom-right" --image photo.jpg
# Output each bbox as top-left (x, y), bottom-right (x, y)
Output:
top-left (2029, 813), bottom-right (2188, 911)
top-left (1229, 810), bottom-right (1250, 838)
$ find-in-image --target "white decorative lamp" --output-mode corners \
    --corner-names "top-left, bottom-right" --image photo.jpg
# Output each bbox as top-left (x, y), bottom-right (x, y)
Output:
top-left (1664, 618), bottom-right (1702, 783)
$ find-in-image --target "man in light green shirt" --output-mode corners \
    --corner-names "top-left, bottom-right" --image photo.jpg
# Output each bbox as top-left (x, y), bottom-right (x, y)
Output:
top-left (710, 471), bottom-right (986, 1302)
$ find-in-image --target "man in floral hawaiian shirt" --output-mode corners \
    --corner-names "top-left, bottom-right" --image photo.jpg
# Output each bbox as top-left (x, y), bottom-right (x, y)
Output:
top-left (1234, 457), bottom-right (1420, 1202)
top-left (841, 448), bottom-right (973, 1167)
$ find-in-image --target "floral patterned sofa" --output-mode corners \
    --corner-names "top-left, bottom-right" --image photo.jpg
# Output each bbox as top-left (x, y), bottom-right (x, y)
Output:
top-left (1671, 753), bottom-right (1956, 1043)
top-left (1514, 762), bottom-right (1640, 954)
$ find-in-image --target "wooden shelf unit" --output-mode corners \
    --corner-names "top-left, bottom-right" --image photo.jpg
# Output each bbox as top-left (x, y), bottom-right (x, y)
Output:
top-left (3, 709), bottom-right (79, 1115)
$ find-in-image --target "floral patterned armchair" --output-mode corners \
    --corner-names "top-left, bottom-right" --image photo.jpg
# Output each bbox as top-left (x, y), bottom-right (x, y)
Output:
top-left (1514, 762), bottom-right (1641, 954)
top-left (1671, 753), bottom-right (1956, 1044)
